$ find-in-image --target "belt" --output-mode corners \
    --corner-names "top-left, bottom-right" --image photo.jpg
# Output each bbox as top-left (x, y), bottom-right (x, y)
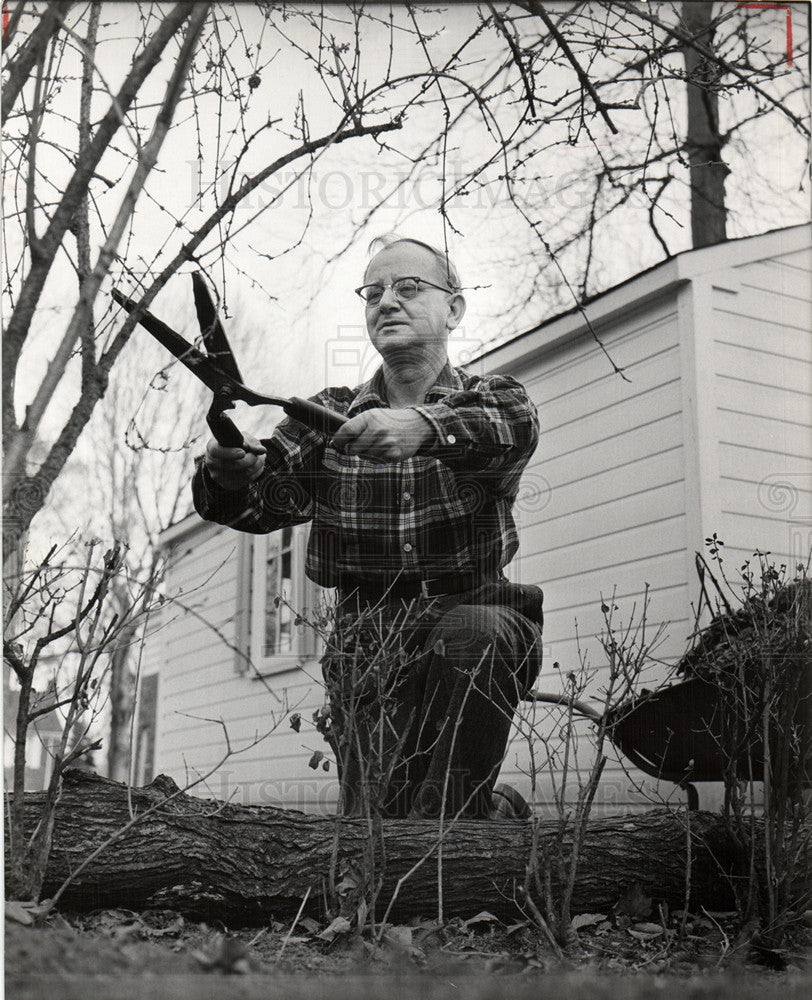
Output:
top-left (339, 571), bottom-right (492, 604)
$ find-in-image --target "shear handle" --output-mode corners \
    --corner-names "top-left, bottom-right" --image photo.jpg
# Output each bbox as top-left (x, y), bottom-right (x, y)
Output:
top-left (207, 400), bottom-right (245, 449)
top-left (284, 397), bottom-right (346, 435)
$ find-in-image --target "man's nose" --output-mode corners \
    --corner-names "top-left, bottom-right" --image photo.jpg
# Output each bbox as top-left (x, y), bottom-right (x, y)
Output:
top-left (378, 285), bottom-right (399, 310)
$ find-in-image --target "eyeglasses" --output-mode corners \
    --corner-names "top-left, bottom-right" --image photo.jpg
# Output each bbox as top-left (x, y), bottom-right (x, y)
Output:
top-left (354, 276), bottom-right (454, 306)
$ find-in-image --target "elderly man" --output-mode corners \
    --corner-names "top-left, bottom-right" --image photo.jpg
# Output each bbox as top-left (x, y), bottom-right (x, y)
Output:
top-left (192, 236), bottom-right (543, 819)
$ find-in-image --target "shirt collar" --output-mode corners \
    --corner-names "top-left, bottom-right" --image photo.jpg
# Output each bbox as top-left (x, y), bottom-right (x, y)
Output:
top-left (347, 366), bottom-right (389, 416)
top-left (424, 360), bottom-right (465, 401)
top-left (348, 360), bottom-right (464, 416)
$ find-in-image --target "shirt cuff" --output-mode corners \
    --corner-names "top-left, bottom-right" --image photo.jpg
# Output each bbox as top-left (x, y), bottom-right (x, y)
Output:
top-left (410, 403), bottom-right (467, 456)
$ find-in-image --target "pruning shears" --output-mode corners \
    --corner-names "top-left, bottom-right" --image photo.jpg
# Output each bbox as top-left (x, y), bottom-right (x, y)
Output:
top-left (112, 273), bottom-right (346, 447)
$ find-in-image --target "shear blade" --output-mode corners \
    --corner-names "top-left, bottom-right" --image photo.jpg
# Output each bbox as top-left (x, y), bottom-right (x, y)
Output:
top-left (192, 272), bottom-right (243, 384)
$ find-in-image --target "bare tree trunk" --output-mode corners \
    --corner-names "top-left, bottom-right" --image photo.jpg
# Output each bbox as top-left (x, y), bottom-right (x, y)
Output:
top-left (7, 769), bottom-right (752, 923)
top-left (7, 671), bottom-right (36, 898)
top-left (682, 2), bottom-right (729, 248)
top-left (106, 622), bottom-right (138, 782)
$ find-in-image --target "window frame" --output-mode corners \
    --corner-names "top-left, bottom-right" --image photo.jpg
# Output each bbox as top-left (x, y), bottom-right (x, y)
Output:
top-left (248, 525), bottom-right (321, 676)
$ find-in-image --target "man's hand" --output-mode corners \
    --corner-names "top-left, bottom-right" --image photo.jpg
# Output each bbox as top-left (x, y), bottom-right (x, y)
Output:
top-left (331, 408), bottom-right (434, 462)
top-left (204, 434), bottom-right (266, 490)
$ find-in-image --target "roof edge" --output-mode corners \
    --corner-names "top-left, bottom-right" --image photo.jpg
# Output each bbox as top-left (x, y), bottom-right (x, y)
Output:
top-left (476, 222), bottom-right (811, 371)
top-left (159, 510), bottom-right (209, 546)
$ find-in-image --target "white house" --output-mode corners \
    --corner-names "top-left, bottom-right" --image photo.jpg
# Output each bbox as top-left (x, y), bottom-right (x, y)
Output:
top-left (141, 223), bottom-right (811, 815)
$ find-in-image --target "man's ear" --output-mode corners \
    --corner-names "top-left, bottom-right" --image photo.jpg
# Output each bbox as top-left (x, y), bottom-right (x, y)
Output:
top-left (446, 291), bottom-right (466, 331)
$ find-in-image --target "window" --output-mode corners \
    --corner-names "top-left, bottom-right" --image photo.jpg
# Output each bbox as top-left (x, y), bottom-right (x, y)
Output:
top-left (261, 526), bottom-right (295, 656)
top-left (249, 525), bottom-right (322, 674)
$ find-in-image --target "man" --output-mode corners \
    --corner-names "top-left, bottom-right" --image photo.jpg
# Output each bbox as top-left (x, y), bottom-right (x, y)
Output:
top-left (193, 236), bottom-right (543, 819)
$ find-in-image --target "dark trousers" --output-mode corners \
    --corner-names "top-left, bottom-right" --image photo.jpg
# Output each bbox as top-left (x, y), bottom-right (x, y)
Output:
top-left (322, 582), bottom-right (543, 819)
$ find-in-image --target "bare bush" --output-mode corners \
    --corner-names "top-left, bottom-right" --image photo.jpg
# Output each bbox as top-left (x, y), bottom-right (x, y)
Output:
top-left (3, 539), bottom-right (163, 900)
top-left (517, 587), bottom-right (667, 946)
top-left (680, 543), bottom-right (811, 951)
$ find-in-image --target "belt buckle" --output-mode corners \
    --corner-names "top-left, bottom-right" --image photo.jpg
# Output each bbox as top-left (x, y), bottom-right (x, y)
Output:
top-left (420, 577), bottom-right (438, 599)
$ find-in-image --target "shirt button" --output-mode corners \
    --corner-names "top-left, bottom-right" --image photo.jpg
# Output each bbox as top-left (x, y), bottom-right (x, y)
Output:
top-left (447, 434), bottom-right (456, 445)
top-left (403, 542), bottom-right (413, 553)
top-left (402, 491), bottom-right (412, 501)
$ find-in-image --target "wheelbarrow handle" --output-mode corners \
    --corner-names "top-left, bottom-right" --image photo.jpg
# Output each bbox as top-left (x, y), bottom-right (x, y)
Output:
top-left (523, 690), bottom-right (603, 722)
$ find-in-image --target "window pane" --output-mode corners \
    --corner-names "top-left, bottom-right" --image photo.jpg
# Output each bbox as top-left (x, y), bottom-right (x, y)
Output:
top-left (263, 528), bottom-right (296, 656)
top-left (264, 553), bottom-right (279, 656)
top-left (278, 547), bottom-right (293, 653)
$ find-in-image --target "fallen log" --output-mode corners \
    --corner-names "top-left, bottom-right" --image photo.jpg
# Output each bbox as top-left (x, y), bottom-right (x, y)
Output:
top-left (9, 769), bottom-right (742, 926)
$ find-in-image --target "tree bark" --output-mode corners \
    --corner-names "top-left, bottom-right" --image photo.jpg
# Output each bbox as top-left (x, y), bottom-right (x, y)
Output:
top-left (7, 769), bottom-right (746, 926)
top-left (682, 2), bottom-right (729, 248)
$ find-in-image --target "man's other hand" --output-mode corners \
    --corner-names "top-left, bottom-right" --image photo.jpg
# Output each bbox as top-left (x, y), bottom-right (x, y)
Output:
top-left (204, 434), bottom-right (266, 490)
top-left (332, 408), bottom-right (433, 462)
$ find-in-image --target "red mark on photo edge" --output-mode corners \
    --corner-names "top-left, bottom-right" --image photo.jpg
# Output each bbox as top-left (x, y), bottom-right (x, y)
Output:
top-left (736, 2), bottom-right (794, 67)
top-left (2, 4), bottom-right (10, 48)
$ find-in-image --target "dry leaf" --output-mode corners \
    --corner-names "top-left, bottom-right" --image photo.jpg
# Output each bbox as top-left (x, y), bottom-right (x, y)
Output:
top-left (193, 933), bottom-right (252, 973)
top-left (336, 872), bottom-right (359, 895)
top-left (384, 925), bottom-right (413, 948)
top-left (462, 910), bottom-right (500, 930)
top-left (628, 924), bottom-right (663, 941)
top-left (5, 901), bottom-right (34, 926)
top-left (146, 915), bottom-right (185, 938)
top-left (317, 915), bottom-right (352, 942)
top-left (572, 912), bottom-right (607, 931)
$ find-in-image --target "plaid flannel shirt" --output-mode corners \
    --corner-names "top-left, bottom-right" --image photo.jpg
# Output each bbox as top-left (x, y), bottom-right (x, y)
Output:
top-left (192, 361), bottom-right (539, 588)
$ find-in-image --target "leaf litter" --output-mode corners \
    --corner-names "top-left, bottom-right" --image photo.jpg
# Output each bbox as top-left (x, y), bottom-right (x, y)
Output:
top-left (4, 900), bottom-right (810, 989)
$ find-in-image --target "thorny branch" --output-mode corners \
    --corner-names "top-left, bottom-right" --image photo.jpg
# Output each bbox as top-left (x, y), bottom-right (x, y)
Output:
top-left (526, 0), bottom-right (618, 134)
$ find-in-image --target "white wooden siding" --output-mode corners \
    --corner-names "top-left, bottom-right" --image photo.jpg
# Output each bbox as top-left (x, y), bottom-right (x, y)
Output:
top-left (497, 229), bottom-right (810, 813)
top-left (711, 245), bottom-right (812, 577)
top-left (152, 519), bottom-right (338, 811)
top-left (498, 296), bottom-right (695, 811)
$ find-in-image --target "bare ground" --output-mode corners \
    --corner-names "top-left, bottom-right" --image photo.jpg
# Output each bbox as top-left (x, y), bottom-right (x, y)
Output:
top-left (5, 905), bottom-right (810, 1000)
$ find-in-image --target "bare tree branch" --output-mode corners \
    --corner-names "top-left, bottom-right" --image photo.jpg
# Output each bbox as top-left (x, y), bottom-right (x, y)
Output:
top-left (4, 4), bottom-right (211, 487)
top-left (1, 1), bottom-right (72, 129)
top-left (526, 0), bottom-right (619, 134)
top-left (2, 3), bottom-right (195, 410)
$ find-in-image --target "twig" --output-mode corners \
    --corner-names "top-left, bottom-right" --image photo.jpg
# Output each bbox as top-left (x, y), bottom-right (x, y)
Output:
top-left (276, 885), bottom-right (311, 963)
top-left (487, 3), bottom-right (536, 119)
top-left (24, 35), bottom-right (48, 259)
top-left (681, 806), bottom-right (692, 939)
top-left (435, 658), bottom-right (482, 923)
top-left (527, 1), bottom-right (618, 134)
top-left (519, 885), bottom-right (563, 958)
top-left (127, 602), bottom-right (154, 819)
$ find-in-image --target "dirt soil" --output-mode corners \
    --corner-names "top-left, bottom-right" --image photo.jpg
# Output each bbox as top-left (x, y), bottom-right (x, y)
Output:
top-left (5, 905), bottom-right (810, 1000)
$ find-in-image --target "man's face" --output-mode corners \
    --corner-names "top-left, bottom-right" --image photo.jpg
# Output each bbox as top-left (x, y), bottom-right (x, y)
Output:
top-left (362, 243), bottom-right (465, 363)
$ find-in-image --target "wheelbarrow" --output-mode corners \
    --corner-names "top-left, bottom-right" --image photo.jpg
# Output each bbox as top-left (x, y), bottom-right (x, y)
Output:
top-left (523, 675), bottom-right (765, 809)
